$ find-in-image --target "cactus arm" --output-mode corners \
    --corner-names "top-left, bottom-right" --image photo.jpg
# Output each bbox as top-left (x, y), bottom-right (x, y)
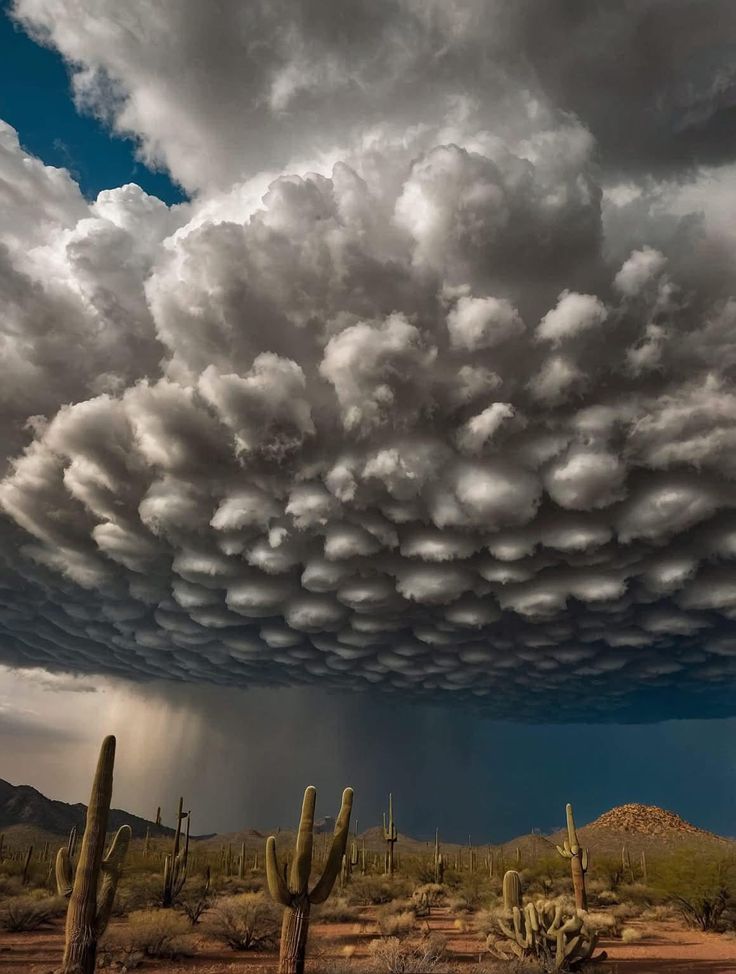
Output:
top-left (56, 846), bottom-right (74, 897)
top-left (266, 836), bottom-right (292, 906)
top-left (309, 787), bottom-right (353, 904)
top-left (565, 803), bottom-right (578, 849)
top-left (581, 847), bottom-right (589, 871)
top-left (96, 825), bottom-right (131, 936)
top-left (291, 785), bottom-right (316, 893)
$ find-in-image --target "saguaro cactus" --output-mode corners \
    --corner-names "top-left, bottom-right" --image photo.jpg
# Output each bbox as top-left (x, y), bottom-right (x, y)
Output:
top-left (555, 803), bottom-right (588, 911)
top-left (382, 793), bottom-right (397, 876)
top-left (266, 785), bottom-right (353, 974)
top-left (162, 797), bottom-right (190, 907)
top-left (60, 735), bottom-right (131, 974)
top-left (434, 828), bottom-right (444, 884)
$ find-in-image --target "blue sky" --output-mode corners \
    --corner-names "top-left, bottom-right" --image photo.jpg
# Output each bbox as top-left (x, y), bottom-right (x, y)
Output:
top-left (0, 2), bottom-right (185, 203)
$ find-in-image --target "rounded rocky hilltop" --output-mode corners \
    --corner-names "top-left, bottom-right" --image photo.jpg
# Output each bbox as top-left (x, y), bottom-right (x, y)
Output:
top-left (587, 803), bottom-right (711, 837)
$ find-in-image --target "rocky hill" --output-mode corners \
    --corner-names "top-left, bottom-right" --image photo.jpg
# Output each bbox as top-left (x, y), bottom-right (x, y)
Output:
top-left (0, 777), bottom-right (173, 840)
top-left (527, 802), bottom-right (733, 861)
top-left (587, 803), bottom-right (713, 838)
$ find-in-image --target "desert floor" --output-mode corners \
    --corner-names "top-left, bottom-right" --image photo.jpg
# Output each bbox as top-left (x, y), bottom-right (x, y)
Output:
top-left (2, 906), bottom-right (736, 974)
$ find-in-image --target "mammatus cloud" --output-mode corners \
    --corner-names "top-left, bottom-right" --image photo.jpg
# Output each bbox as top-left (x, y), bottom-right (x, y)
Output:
top-left (3, 4), bottom-right (736, 721)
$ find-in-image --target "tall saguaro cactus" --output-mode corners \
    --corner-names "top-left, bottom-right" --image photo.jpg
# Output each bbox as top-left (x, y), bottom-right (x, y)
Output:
top-left (162, 797), bottom-right (190, 907)
top-left (266, 785), bottom-right (353, 974)
top-left (383, 793), bottom-right (397, 877)
top-left (60, 735), bottom-right (131, 974)
top-left (555, 803), bottom-right (588, 911)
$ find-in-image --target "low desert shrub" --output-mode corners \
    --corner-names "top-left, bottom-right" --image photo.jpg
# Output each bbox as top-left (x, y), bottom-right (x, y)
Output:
top-left (100, 908), bottom-right (193, 960)
top-left (378, 910), bottom-right (416, 937)
top-left (621, 926), bottom-right (642, 943)
top-left (581, 910), bottom-right (620, 937)
top-left (446, 892), bottom-right (477, 914)
top-left (474, 907), bottom-right (506, 938)
top-left (315, 896), bottom-right (356, 923)
top-left (0, 894), bottom-right (64, 931)
top-left (206, 892), bottom-right (280, 951)
top-left (115, 874), bottom-right (164, 913)
top-left (640, 904), bottom-right (677, 922)
top-left (367, 934), bottom-right (454, 974)
top-left (176, 877), bottom-right (213, 925)
top-left (347, 876), bottom-right (411, 905)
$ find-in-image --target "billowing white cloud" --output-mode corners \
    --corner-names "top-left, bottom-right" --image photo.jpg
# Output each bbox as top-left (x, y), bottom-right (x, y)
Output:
top-left (2, 0), bottom-right (736, 723)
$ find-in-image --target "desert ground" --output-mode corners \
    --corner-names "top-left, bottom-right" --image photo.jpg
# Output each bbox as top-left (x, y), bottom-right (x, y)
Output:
top-left (2, 902), bottom-right (736, 973)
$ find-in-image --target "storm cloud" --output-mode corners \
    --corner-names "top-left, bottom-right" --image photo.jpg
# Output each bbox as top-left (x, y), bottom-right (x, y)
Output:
top-left (2, 3), bottom-right (736, 721)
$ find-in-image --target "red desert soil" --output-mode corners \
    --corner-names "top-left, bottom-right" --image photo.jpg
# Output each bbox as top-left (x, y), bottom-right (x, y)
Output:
top-left (2, 909), bottom-right (736, 973)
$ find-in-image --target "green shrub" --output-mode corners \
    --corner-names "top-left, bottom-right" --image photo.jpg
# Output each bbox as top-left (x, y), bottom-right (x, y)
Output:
top-left (654, 851), bottom-right (736, 931)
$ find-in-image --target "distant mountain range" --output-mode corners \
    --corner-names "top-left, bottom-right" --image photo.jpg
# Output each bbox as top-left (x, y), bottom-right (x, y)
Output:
top-left (0, 777), bottom-right (173, 839)
top-left (0, 777), bottom-right (730, 859)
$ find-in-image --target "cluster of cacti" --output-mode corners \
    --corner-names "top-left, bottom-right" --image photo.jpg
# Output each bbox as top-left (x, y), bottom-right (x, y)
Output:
top-left (555, 803), bottom-right (589, 910)
top-left (382, 792), bottom-right (397, 876)
top-left (59, 735), bottom-right (131, 974)
top-left (162, 796), bottom-right (190, 907)
top-left (265, 785), bottom-right (353, 974)
top-left (491, 869), bottom-right (606, 972)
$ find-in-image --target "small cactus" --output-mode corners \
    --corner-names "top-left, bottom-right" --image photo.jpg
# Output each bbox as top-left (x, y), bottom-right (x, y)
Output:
top-left (266, 785), bottom-right (353, 974)
top-left (503, 869), bottom-right (522, 911)
top-left (555, 803), bottom-right (588, 911)
top-left (60, 735), bottom-right (131, 974)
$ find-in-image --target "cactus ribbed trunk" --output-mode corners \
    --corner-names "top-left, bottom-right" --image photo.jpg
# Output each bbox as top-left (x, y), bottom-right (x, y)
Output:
top-left (61, 736), bottom-right (115, 974)
top-left (571, 855), bottom-right (587, 911)
top-left (278, 903), bottom-right (310, 974)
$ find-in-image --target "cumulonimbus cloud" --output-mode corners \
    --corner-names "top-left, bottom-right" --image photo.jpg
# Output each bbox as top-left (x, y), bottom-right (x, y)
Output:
top-left (3, 3), bottom-right (736, 722)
